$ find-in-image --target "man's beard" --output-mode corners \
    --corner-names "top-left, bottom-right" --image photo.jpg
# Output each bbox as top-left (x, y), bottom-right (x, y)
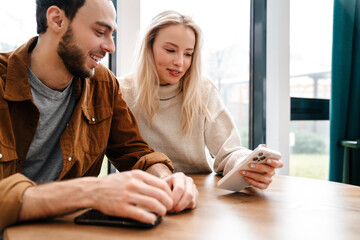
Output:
top-left (57, 26), bottom-right (94, 78)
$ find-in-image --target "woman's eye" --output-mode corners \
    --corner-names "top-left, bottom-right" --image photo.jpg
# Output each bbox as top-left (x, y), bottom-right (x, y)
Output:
top-left (165, 49), bottom-right (175, 53)
top-left (185, 53), bottom-right (193, 57)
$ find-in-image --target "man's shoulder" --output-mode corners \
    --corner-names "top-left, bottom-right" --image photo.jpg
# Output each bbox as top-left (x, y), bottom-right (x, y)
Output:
top-left (0, 51), bottom-right (11, 63)
top-left (0, 52), bottom-right (12, 91)
top-left (0, 51), bottom-right (12, 79)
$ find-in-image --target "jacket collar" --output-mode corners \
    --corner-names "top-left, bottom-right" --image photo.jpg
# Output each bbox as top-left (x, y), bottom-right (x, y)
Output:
top-left (4, 37), bottom-right (83, 102)
top-left (4, 37), bottom-right (38, 102)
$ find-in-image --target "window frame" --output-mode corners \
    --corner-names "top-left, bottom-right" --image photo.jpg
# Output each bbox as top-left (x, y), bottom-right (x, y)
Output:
top-left (109, 0), bottom-right (117, 75)
top-left (291, 97), bottom-right (330, 121)
top-left (250, 0), bottom-right (267, 149)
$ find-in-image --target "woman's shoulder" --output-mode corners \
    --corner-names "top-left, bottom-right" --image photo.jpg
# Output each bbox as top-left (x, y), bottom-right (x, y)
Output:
top-left (118, 73), bottom-right (136, 94)
top-left (118, 73), bottom-right (134, 86)
top-left (201, 76), bottom-right (220, 99)
top-left (118, 73), bottom-right (136, 103)
top-left (201, 76), bottom-right (216, 89)
top-left (201, 76), bottom-right (225, 113)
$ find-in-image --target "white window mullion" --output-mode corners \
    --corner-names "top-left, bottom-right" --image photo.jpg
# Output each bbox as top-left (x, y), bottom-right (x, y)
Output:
top-left (266, 0), bottom-right (290, 175)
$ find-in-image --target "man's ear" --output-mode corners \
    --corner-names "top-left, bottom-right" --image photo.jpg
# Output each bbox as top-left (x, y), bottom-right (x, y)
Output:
top-left (46, 6), bottom-right (68, 33)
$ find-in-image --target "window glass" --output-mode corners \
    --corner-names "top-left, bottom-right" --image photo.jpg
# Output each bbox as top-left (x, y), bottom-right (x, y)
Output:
top-left (290, 121), bottom-right (330, 180)
top-left (0, 1), bottom-right (37, 52)
top-left (290, 0), bottom-right (333, 99)
top-left (140, 0), bottom-right (251, 147)
top-left (289, 0), bottom-right (333, 180)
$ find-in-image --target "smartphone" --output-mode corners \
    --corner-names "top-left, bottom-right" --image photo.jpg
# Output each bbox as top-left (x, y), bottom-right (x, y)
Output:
top-left (217, 146), bottom-right (282, 191)
top-left (74, 209), bottom-right (162, 228)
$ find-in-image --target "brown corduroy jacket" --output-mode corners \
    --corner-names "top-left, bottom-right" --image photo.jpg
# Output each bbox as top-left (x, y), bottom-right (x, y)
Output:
top-left (0, 37), bottom-right (174, 230)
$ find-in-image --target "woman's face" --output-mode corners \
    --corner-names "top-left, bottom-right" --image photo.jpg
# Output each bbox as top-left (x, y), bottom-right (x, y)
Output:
top-left (152, 24), bottom-right (196, 86)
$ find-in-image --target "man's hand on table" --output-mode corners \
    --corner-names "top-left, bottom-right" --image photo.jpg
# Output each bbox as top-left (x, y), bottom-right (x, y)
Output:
top-left (146, 163), bottom-right (199, 213)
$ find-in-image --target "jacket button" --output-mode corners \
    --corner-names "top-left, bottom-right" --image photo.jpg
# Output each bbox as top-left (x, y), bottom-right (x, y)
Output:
top-left (68, 157), bottom-right (72, 162)
top-left (0, 153), bottom-right (2, 159)
top-left (91, 117), bottom-right (96, 122)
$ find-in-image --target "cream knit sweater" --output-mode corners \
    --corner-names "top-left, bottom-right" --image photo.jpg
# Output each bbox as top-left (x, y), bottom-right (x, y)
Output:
top-left (120, 76), bottom-right (251, 176)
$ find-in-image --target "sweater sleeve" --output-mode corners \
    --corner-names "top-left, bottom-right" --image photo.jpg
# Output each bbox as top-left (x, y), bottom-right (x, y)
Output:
top-left (0, 173), bottom-right (35, 230)
top-left (204, 85), bottom-right (252, 176)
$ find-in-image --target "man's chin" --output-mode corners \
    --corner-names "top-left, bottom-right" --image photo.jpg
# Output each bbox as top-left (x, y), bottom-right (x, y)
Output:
top-left (73, 68), bottom-right (95, 78)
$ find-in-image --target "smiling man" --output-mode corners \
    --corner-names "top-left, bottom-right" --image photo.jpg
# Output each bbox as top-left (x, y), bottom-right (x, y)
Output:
top-left (0, 0), bottom-right (198, 230)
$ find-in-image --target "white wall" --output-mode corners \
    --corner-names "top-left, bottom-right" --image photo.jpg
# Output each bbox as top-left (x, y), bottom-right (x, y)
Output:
top-left (266, 0), bottom-right (290, 175)
top-left (116, 0), bottom-right (140, 77)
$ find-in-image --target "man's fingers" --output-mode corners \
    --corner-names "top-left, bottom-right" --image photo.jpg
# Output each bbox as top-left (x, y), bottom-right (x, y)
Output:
top-left (129, 179), bottom-right (173, 210)
top-left (95, 171), bottom-right (173, 219)
top-left (126, 191), bottom-right (168, 216)
top-left (131, 170), bottom-right (172, 196)
top-left (171, 175), bottom-right (196, 212)
top-left (112, 204), bottom-right (159, 223)
top-left (169, 173), bottom-right (186, 205)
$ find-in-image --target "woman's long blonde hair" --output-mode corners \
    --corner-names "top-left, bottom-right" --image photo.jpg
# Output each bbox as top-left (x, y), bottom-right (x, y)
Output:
top-left (132, 10), bottom-right (210, 133)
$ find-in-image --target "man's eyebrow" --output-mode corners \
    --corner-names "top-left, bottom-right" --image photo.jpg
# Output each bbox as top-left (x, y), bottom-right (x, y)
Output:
top-left (165, 42), bottom-right (194, 51)
top-left (95, 21), bottom-right (117, 33)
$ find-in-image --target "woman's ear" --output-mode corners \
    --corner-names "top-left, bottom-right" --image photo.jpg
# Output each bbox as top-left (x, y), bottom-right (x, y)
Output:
top-left (46, 6), bottom-right (67, 33)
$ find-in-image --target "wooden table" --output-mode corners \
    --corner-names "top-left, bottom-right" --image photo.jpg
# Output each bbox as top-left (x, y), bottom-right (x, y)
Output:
top-left (4, 174), bottom-right (360, 240)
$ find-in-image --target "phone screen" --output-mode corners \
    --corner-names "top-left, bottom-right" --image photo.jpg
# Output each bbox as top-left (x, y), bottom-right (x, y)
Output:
top-left (74, 209), bottom-right (162, 228)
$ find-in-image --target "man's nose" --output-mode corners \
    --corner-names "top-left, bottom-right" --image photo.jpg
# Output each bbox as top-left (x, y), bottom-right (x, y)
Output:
top-left (101, 35), bottom-right (115, 54)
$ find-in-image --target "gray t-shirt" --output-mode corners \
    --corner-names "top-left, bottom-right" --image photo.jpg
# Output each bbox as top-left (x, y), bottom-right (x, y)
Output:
top-left (22, 68), bottom-right (76, 183)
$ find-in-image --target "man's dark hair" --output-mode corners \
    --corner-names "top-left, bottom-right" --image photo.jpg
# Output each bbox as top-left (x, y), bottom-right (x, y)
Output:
top-left (36, 0), bottom-right (86, 34)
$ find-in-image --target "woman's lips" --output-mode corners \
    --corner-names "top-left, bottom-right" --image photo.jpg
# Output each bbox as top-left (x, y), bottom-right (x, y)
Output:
top-left (167, 68), bottom-right (181, 77)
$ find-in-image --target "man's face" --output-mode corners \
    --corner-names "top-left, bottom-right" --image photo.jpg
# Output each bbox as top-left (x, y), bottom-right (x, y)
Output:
top-left (57, 26), bottom-right (93, 78)
top-left (57, 0), bottom-right (117, 78)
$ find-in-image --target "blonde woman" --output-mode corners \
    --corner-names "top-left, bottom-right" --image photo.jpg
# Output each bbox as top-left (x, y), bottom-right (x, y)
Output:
top-left (120, 10), bottom-right (283, 190)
